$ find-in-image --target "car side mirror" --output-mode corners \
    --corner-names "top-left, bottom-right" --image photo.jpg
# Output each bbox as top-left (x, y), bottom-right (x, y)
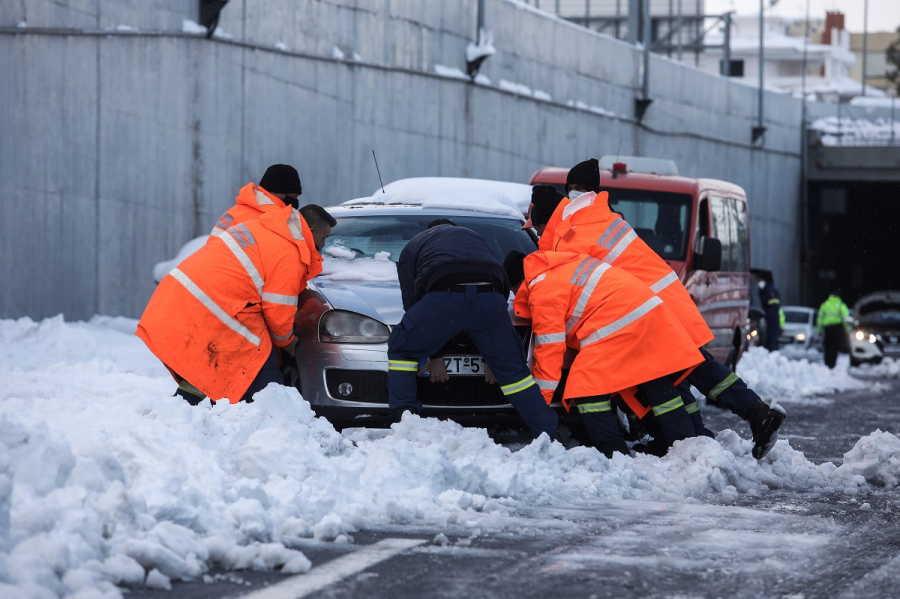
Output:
top-left (695, 236), bottom-right (722, 272)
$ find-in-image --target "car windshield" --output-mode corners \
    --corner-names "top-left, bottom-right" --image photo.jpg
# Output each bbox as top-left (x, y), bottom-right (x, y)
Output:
top-left (783, 310), bottom-right (811, 324)
top-left (319, 214), bottom-right (537, 280)
top-left (606, 188), bottom-right (692, 261)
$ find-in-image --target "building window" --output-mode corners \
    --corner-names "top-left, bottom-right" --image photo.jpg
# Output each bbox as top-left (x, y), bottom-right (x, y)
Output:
top-left (720, 59), bottom-right (744, 77)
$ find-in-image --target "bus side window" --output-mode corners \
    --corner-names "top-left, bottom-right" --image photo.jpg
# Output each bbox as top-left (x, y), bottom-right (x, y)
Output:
top-left (697, 197), bottom-right (710, 250)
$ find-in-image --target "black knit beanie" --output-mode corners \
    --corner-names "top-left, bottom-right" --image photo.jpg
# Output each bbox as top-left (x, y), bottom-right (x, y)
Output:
top-left (530, 185), bottom-right (566, 227)
top-left (566, 158), bottom-right (601, 193)
top-left (259, 164), bottom-right (303, 195)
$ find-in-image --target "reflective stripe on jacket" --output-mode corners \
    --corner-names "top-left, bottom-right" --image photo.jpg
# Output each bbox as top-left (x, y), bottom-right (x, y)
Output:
top-left (210, 183), bottom-right (322, 283)
top-left (817, 295), bottom-right (850, 332)
top-left (137, 207), bottom-right (316, 402)
top-left (514, 251), bottom-right (703, 409)
top-left (540, 192), bottom-right (714, 348)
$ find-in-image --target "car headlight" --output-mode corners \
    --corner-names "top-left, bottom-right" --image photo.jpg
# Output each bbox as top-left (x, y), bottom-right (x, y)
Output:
top-left (855, 330), bottom-right (865, 341)
top-left (796, 333), bottom-right (806, 341)
top-left (320, 310), bottom-right (390, 343)
top-left (868, 334), bottom-right (877, 344)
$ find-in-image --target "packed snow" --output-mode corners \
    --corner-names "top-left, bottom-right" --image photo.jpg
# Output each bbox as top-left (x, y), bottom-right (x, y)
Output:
top-left (320, 245), bottom-right (398, 281)
top-left (434, 65), bottom-right (469, 81)
top-left (1, 316), bottom-right (898, 598)
top-left (363, 177), bottom-right (533, 217)
top-left (736, 347), bottom-right (866, 402)
top-left (810, 116), bottom-right (899, 146)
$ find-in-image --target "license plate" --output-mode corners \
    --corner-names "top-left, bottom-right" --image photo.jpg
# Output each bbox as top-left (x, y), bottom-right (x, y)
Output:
top-left (434, 356), bottom-right (484, 376)
top-left (884, 345), bottom-right (900, 355)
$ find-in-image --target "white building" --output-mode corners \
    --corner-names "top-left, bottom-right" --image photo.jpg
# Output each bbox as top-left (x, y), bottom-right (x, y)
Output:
top-left (701, 14), bottom-right (882, 102)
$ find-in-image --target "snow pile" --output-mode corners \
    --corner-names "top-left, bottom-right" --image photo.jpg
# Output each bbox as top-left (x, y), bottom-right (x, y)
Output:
top-left (566, 99), bottom-right (617, 118)
top-left (347, 177), bottom-right (530, 218)
top-left (0, 316), bottom-right (897, 597)
top-left (434, 64), bottom-right (469, 80)
top-left (836, 430), bottom-right (900, 488)
top-left (498, 79), bottom-right (533, 96)
top-left (182, 19), bottom-right (208, 35)
top-left (736, 347), bottom-right (865, 401)
top-left (851, 357), bottom-right (900, 378)
top-left (331, 46), bottom-right (344, 60)
top-left (320, 245), bottom-right (398, 281)
top-left (810, 116), bottom-right (899, 146)
top-left (466, 29), bottom-right (496, 64)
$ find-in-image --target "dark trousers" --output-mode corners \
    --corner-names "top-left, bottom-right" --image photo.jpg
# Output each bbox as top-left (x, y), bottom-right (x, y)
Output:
top-left (573, 395), bottom-right (627, 458)
top-left (639, 376), bottom-right (696, 444)
top-left (764, 320), bottom-right (781, 351)
top-left (823, 325), bottom-right (846, 369)
top-left (387, 288), bottom-right (558, 437)
top-left (175, 346), bottom-right (282, 405)
top-left (687, 348), bottom-right (758, 418)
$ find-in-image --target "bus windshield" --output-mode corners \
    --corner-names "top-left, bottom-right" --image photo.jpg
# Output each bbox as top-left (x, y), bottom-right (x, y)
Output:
top-left (606, 188), bottom-right (693, 261)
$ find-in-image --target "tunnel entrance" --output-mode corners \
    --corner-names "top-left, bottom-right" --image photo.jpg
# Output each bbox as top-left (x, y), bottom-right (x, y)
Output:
top-left (804, 134), bottom-right (900, 309)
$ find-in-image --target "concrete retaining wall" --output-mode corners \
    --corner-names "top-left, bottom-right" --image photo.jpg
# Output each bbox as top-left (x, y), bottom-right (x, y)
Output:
top-left (1, 0), bottom-right (807, 319)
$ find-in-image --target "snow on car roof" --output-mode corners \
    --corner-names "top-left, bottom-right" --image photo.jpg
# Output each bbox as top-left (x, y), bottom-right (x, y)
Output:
top-left (340, 177), bottom-right (532, 218)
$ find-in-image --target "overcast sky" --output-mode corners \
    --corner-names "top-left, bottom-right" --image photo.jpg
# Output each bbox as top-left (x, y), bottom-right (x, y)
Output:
top-left (705, 0), bottom-right (900, 33)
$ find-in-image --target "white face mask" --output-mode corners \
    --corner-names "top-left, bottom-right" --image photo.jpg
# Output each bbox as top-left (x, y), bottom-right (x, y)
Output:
top-left (758, 280), bottom-right (766, 290)
top-left (568, 190), bottom-right (584, 200)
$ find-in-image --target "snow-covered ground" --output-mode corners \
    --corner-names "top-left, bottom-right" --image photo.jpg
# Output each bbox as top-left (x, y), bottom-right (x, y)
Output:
top-left (1, 316), bottom-right (899, 598)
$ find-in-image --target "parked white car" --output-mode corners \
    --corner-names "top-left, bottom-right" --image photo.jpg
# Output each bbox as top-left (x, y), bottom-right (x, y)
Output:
top-left (778, 306), bottom-right (819, 349)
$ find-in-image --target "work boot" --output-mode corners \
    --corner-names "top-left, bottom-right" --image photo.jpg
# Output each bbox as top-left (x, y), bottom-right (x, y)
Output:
top-left (745, 399), bottom-right (786, 459)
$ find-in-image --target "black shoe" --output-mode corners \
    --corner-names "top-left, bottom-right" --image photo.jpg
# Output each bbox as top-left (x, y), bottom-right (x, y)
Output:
top-left (746, 399), bottom-right (786, 459)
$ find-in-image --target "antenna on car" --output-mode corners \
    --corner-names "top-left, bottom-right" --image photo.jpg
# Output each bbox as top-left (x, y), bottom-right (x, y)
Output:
top-left (372, 150), bottom-right (386, 194)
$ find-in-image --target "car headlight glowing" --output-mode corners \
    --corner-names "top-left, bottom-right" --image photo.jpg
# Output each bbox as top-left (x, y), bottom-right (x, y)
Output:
top-left (320, 310), bottom-right (390, 343)
top-left (855, 330), bottom-right (865, 341)
top-left (796, 333), bottom-right (806, 341)
top-left (868, 334), bottom-right (877, 344)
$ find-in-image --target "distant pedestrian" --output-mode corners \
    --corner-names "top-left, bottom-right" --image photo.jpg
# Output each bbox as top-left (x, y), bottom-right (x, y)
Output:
top-left (817, 288), bottom-right (851, 369)
top-left (758, 273), bottom-right (782, 352)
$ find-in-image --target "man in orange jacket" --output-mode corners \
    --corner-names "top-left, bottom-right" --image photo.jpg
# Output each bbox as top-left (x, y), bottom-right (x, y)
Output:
top-left (137, 206), bottom-right (322, 404)
top-left (210, 164), bottom-right (332, 273)
top-left (540, 159), bottom-right (786, 458)
top-left (505, 250), bottom-right (703, 457)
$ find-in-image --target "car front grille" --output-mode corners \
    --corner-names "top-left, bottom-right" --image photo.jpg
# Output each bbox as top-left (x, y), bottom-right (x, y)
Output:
top-left (324, 368), bottom-right (512, 407)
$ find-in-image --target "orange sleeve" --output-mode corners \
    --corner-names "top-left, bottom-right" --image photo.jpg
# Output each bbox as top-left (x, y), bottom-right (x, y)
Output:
top-left (261, 251), bottom-right (305, 347)
top-left (528, 277), bottom-right (570, 405)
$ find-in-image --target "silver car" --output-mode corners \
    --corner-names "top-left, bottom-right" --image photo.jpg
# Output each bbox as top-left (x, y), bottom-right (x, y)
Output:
top-left (778, 306), bottom-right (819, 349)
top-left (285, 200), bottom-right (541, 429)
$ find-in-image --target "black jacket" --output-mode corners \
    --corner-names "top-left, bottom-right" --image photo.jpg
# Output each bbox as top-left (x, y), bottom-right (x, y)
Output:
top-left (397, 225), bottom-right (509, 310)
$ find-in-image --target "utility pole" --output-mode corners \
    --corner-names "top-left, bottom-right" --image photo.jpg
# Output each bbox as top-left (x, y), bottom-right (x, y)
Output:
top-left (861, 0), bottom-right (869, 96)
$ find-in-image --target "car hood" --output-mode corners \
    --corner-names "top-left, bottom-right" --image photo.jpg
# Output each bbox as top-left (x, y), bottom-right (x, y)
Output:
top-left (309, 278), bottom-right (526, 328)
top-left (310, 279), bottom-right (405, 326)
top-left (855, 291), bottom-right (900, 317)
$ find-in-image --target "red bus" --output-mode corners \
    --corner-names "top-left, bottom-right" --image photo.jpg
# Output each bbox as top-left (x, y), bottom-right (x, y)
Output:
top-left (529, 156), bottom-right (751, 367)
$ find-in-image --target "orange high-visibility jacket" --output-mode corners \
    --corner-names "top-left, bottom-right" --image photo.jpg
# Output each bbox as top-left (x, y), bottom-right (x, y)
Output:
top-left (137, 207), bottom-right (318, 402)
top-left (541, 192), bottom-right (714, 348)
top-left (211, 183), bottom-right (323, 281)
top-left (514, 251), bottom-right (703, 409)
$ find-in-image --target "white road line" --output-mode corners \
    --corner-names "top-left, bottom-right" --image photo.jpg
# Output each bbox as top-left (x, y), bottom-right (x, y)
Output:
top-left (237, 538), bottom-right (426, 599)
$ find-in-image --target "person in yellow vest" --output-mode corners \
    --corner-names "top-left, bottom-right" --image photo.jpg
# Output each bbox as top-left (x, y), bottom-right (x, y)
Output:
top-left (817, 288), bottom-right (851, 369)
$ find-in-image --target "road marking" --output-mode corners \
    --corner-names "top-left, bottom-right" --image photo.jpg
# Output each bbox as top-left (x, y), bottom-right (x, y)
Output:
top-left (237, 538), bottom-right (426, 599)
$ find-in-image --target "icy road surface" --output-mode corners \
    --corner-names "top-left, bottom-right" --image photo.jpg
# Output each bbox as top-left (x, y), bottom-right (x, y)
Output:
top-left (1, 316), bottom-right (899, 598)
